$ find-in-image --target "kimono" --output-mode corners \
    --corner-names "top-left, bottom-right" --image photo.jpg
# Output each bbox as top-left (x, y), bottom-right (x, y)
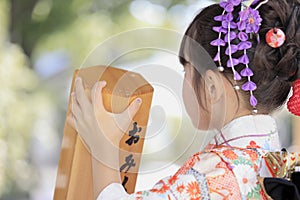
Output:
top-left (97, 115), bottom-right (280, 199)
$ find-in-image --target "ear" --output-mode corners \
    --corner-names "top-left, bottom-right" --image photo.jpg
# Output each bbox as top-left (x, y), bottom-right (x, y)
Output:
top-left (204, 70), bottom-right (224, 103)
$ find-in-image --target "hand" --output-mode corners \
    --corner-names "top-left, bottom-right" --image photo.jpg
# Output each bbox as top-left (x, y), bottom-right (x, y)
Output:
top-left (67, 77), bottom-right (142, 165)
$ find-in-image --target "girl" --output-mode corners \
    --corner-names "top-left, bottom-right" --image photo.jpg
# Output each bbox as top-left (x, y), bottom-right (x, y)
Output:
top-left (68, 0), bottom-right (300, 199)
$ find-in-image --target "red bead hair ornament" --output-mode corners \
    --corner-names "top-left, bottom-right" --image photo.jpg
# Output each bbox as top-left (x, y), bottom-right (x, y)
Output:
top-left (266, 28), bottom-right (286, 48)
top-left (287, 79), bottom-right (300, 116)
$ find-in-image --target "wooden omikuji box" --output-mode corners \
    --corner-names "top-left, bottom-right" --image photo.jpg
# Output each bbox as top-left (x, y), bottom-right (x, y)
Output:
top-left (54, 66), bottom-right (154, 199)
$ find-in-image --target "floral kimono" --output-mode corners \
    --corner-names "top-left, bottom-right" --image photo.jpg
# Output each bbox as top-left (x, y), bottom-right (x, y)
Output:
top-left (98, 115), bottom-right (280, 200)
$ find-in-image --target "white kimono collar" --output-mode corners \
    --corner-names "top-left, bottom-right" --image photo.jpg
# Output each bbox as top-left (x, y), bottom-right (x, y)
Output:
top-left (210, 115), bottom-right (280, 150)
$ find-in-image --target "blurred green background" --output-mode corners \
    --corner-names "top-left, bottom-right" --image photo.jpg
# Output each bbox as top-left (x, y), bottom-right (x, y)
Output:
top-left (0, 0), bottom-right (296, 199)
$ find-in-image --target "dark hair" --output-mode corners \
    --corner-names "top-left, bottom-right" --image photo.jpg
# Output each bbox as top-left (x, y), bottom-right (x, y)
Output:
top-left (179, 0), bottom-right (300, 113)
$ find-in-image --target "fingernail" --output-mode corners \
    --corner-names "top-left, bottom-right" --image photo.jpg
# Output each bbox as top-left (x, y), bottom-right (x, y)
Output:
top-left (136, 98), bottom-right (142, 104)
top-left (101, 80), bottom-right (107, 86)
top-left (75, 77), bottom-right (81, 84)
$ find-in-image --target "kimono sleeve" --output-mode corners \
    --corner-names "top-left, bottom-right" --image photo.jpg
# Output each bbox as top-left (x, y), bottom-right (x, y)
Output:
top-left (97, 173), bottom-right (203, 200)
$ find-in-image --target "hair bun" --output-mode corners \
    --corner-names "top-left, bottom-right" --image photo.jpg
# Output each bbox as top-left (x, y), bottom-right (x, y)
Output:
top-left (256, 0), bottom-right (300, 82)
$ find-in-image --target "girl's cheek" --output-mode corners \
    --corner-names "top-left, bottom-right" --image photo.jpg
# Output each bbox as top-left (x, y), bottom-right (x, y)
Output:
top-left (182, 77), bottom-right (201, 128)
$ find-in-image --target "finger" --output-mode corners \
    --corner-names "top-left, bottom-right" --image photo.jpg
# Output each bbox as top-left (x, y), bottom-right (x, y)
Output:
top-left (91, 81), bottom-right (106, 113)
top-left (70, 94), bottom-right (83, 123)
top-left (66, 113), bottom-right (76, 130)
top-left (117, 98), bottom-right (142, 132)
top-left (127, 98), bottom-right (142, 120)
top-left (74, 77), bottom-right (91, 109)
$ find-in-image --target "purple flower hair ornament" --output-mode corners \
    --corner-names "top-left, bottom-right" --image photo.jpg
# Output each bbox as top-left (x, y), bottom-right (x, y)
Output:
top-left (238, 8), bottom-right (262, 33)
top-left (211, 0), bottom-right (265, 113)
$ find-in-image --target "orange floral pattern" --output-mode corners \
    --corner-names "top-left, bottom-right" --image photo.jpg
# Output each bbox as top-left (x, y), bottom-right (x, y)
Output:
top-left (176, 184), bottom-right (184, 193)
top-left (207, 161), bottom-right (241, 199)
top-left (223, 149), bottom-right (239, 160)
top-left (245, 149), bottom-right (258, 161)
top-left (168, 175), bottom-right (178, 185)
top-left (187, 181), bottom-right (201, 199)
top-left (247, 141), bottom-right (261, 148)
top-left (98, 116), bottom-right (280, 200)
top-left (127, 147), bottom-right (270, 200)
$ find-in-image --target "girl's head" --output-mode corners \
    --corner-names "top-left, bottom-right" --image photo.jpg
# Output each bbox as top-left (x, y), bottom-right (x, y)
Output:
top-left (180, 0), bottom-right (300, 130)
